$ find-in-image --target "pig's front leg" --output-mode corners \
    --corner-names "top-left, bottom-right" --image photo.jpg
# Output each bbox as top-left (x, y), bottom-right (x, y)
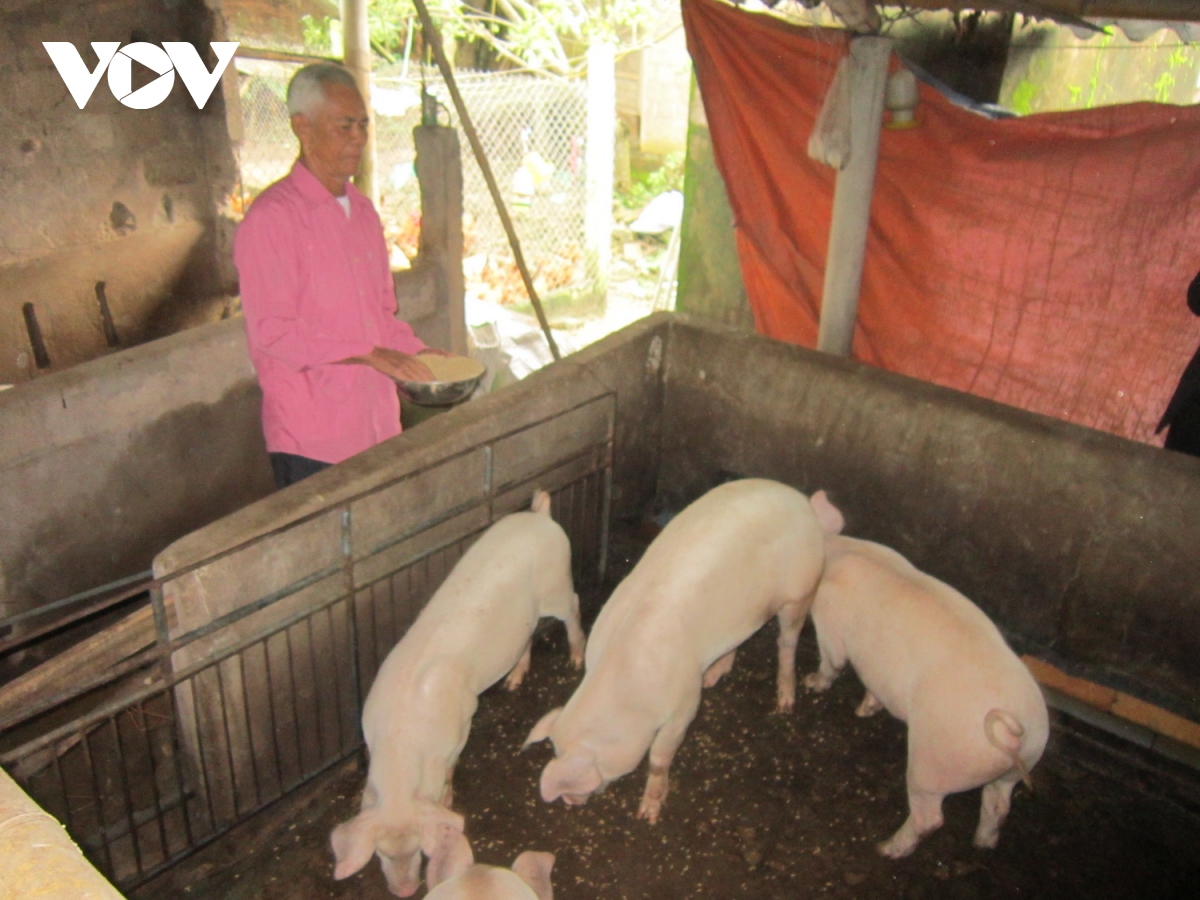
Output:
top-left (855, 691), bottom-right (883, 717)
top-left (637, 687), bottom-right (701, 825)
top-left (505, 640), bottom-right (533, 691)
top-left (703, 650), bottom-right (735, 688)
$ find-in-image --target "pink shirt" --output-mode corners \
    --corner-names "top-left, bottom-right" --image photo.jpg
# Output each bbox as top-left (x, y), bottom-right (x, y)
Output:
top-left (234, 162), bottom-right (425, 464)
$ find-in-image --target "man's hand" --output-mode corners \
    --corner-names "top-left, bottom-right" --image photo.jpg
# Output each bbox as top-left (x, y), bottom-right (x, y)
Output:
top-left (418, 347), bottom-right (454, 358)
top-left (344, 347), bottom-right (436, 381)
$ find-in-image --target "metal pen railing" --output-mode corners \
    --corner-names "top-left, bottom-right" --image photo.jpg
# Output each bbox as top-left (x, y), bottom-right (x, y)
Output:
top-left (0, 397), bottom-right (614, 890)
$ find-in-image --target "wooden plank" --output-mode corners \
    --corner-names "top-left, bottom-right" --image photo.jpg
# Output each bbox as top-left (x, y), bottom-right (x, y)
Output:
top-left (0, 605), bottom-right (155, 724)
top-left (1022, 654), bottom-right (1118, 712)
top-left (1023, 654), bottom-right (1200, 751)
top-left (1112, 692), bottom-right (1200, 751)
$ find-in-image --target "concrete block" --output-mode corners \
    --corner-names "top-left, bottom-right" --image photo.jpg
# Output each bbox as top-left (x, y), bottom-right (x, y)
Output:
top-left (349, 449), bottom-right (488, 562)
top-left (353, 505), bottom-right (489, 592)
top-left (492, 449), bottom-right (607, 519)
top-left (491, 397), bottom-right (613, 490)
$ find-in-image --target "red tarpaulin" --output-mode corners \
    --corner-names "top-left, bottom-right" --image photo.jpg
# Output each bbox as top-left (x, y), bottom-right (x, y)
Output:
top-left (683, 0), bottom-right (1200, 444)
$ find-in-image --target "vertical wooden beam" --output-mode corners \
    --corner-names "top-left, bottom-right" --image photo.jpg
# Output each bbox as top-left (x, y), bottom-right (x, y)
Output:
top-left (817, 36), bottom-right (891, 358)
top-left (585, 41), bottom-right (616, 301)
top-left (414, 125), bottom-right (468, 355)
top-left (343, 0), bottom-right (376, 203)
top-left (409, 0), bottom-right (561, 361)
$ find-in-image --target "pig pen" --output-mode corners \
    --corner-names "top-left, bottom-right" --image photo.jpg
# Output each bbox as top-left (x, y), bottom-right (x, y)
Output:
top-left (2, 313), bottom-right (1199, 899)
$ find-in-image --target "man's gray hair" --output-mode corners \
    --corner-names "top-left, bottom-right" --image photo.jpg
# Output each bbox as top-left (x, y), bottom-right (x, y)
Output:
top-left (287, 62), bottom-right (361, 116)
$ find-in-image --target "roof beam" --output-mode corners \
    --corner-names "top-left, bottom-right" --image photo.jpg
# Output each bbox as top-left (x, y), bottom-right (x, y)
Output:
top-left (890, 2), bottom-right (1200, 23)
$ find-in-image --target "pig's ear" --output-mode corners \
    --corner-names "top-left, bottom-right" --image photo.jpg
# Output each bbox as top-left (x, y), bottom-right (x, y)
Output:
top-left (423, 819), bottom-right (474, 888)
top-left (540, 754), bottom-right (602, 803)
top-left (810, 490), bottom-right (845, 536)
top-left (523, 708), bottom-right (562, 748)
top-left (531, 489), bottom-right (552, 515)
top-left (330, 809), bottom-right (380, 880)
top-left (512, 851), bottom-right (555, 900)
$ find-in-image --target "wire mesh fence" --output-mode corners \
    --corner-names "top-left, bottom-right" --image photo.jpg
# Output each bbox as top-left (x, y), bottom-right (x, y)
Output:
top-left (232, 59), bottom-right (591, 300)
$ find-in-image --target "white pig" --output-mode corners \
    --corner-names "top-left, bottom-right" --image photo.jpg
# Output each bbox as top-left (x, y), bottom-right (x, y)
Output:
top-left (525, 478), bottom-right (842, 823)
top-left (331, 490), bottom-right (585, 896)
top-left (424, 823), bottom-right (554, 900)
top-left (802, 496), bottom-right (1049, 858)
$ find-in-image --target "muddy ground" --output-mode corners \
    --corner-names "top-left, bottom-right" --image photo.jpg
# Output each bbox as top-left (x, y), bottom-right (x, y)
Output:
top-left (137, 529), bottom-right (1200, 900)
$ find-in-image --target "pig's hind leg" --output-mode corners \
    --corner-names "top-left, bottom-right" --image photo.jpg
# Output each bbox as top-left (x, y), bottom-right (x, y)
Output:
top-left (544, 589), bottom-right (586, 669)
top-left (775, 598), bottom-right (811, 712)
top-left (561, 592), bottom-right (586, 669)
top-left (637, 685), bottom-right (702, 825)
top-left (505, 640), bottom-right (533, 690)
top-left (855, 691), bottom-right (883, 717)
top-left (878, 786), bottom-right (945, 859)
top-left (703, 650), bottom-right (735, 687)
top-left (879, 732), bottom-right (948, 858)
top-left (973, 772), bottom-right (1019, 849)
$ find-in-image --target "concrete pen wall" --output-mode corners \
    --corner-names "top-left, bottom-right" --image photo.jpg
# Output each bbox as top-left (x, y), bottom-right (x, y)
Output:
top-left (658, 316), bottom-right (1200, 724)
top-left (0, 317), bottom-right (273, 627)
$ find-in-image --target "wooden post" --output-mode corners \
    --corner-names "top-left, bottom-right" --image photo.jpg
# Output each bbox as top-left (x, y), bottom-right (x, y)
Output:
top-left (412, 125), bottom-right (468, 355)
top-left (343, 0), bottom-right (376, 203)
top-left (585, 41), bottom-right (616, 301)
top-left (409, 0), bottom-right (560, 360)
top-left (816, 36), bottom-right (891, 358)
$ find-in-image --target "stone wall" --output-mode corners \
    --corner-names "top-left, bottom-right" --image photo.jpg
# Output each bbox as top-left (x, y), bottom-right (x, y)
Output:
top-left (0, 0), bottom-right (239, 387)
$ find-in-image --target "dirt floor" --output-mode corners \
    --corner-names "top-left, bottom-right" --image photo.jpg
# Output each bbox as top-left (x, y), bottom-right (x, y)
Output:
top-left (136, 528), bottom-right (1200, 900)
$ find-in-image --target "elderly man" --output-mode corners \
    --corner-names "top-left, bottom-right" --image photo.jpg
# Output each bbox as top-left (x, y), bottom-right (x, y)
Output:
top-left (234, 62), bottom-right (446, 488)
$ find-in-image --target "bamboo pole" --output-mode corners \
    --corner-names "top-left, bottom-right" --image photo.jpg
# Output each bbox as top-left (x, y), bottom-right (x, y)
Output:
top-left (409, 0), bottom-right (561, 361)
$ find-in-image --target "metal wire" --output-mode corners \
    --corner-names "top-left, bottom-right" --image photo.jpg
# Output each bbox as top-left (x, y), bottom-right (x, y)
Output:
top-left (233, 60), bottom-right (591, 300)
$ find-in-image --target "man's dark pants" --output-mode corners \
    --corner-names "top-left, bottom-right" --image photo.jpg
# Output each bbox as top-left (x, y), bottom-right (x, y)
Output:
top-left (269, 452), bottom-right (331, 489)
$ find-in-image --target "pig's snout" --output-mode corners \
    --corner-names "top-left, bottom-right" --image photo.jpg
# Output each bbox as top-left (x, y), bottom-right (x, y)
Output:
top-left (561, 793), bottom-right (591, 806)
top-left (380, 849), bottom-right (422, 897)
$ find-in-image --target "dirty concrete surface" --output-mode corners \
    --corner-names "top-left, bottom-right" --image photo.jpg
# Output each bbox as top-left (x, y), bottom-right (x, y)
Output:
top-left (136, 526), bottom-right (1200, 900)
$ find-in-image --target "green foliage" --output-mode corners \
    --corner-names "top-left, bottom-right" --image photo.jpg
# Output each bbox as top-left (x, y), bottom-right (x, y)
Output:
top-left (304, 1), bottom-right (671, 76)
top-left (620, 150), bottom-right (685, 209)
top-left (300, 14), bottom-right (335, 55)
top-left (1010, 80), bottom-right (1036, 116)
top-left (1154, 71), bottom-right (1176, 103)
